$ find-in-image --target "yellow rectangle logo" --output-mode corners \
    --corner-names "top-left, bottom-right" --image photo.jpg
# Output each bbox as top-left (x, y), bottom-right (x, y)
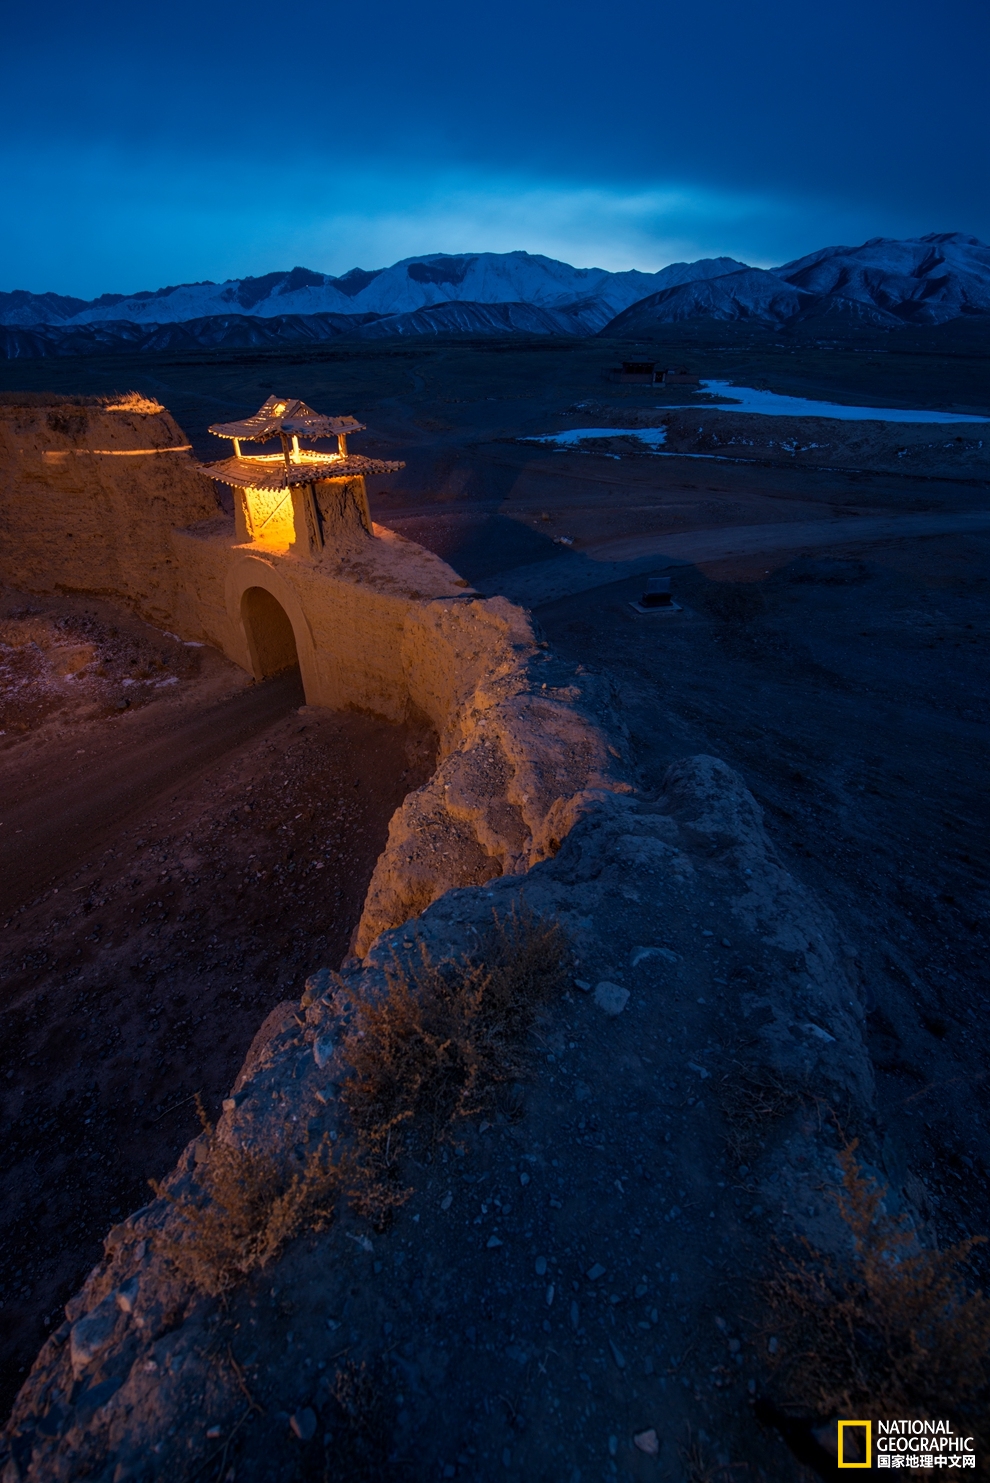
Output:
top-left (838, 1420), bottom-right (872, 1468)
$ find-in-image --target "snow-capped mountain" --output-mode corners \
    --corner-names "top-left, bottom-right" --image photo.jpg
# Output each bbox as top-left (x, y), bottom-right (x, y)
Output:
top-left (1, 237), bottom-right (987, 357)
top-left (601, 268), bottom-right (810, 331)
top-left (778, 232), bottom-right (990, 320)
top-left (0, 252), bottom-right (746, 329)
top-left (601, 233), bottom-right (990, 336)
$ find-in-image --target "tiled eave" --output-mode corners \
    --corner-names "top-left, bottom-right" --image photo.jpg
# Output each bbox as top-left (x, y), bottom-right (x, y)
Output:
top-left (199, 454), bottom-right (405, 490)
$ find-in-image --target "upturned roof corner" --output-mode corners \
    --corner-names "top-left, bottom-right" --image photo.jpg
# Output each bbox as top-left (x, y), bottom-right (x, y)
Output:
top-left (199, 394), bottom-right (404, 488)
top-left (208, 396), bottom-right (365, 444)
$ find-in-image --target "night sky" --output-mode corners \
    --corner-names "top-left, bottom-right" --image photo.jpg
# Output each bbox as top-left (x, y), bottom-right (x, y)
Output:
top-left (3, 0), bottom-right (987, 297)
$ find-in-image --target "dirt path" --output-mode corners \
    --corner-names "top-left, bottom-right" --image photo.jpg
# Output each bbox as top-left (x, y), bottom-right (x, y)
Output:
top-left (0, 670), bottom-right (304, 915)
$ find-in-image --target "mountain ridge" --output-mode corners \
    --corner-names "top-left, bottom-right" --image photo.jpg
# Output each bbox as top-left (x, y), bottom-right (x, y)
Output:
top-left (0, 252), bottom-right (747, 329)
top-left (602, 233), bottom-right (990, 337)
top-left (2, 235), bottom-right (988, 357)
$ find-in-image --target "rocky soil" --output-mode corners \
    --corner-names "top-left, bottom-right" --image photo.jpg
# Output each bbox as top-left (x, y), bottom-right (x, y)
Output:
top-left (0, 594), bottom-right (205, 738)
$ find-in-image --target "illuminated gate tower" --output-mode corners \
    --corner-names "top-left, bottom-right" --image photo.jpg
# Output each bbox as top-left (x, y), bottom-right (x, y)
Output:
top-left (201, 395), bottom-right (404, 555)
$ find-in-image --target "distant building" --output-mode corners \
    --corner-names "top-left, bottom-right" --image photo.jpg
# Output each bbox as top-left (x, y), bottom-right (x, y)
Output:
top-left (607, 363), bottom-right (701, 386)
top-left (610, 361), bottom-right (658, 384)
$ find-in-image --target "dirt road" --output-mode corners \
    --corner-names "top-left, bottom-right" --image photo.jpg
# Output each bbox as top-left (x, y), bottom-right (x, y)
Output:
top-left (0, 670), bottom-right (304, 916)
top-left (476, 509), bottom-right (990, 606)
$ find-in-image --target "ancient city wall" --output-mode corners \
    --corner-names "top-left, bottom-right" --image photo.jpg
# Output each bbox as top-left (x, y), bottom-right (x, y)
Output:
top-left (0, 393), bottom-right (628, 952)
top-left (168, 513), bottom-right (627, 952)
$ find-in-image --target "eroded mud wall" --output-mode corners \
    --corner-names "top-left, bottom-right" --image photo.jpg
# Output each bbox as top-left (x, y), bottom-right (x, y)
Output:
top-left (169, 518), bottom-right (628, 951)
top-left (0, 397), bottom-right (221, 624)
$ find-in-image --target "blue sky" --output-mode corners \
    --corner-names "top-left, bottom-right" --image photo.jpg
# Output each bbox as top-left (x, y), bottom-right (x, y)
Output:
top-left (3, 0), bottom-right (987, 298)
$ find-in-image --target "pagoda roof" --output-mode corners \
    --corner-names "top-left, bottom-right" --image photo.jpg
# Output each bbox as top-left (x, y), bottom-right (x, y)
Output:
top-left (199, 451), bottom-right (404, 490)
top-left (209, 396), bottom-right (365, 443)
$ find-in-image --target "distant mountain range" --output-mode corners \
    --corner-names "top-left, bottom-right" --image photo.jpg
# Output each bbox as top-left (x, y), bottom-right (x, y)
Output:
top-left (604, 233), bottom-right (990, 337)
top-left (0, 254), bottom-right (743, 332)
top-left (1, 235), bottom-right (987, 357)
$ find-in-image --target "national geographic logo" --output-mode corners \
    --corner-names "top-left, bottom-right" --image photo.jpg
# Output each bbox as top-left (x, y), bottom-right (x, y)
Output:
top-left (835, 1418), bottom-right (977, 1468)
top-left (837, 1421), bottom-right (871, 1468)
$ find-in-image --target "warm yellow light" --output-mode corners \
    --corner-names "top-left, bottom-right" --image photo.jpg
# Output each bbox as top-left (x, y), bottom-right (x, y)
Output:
top-left (42, 446), bottom-right (192, 459)
top-left (230, 451), bottom-right (341, 466)
top-left (238, 484), bottom-right (296, 550)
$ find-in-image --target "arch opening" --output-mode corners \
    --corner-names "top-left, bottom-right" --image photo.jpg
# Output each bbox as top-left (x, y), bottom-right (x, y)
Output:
top-left (241, 585), bottom-right (301, 680)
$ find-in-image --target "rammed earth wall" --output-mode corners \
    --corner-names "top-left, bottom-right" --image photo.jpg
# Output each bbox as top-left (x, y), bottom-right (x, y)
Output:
top-left (0, 399), bottom-right (220, 625)
top-left (1, 756), bottom-right (878, 1483)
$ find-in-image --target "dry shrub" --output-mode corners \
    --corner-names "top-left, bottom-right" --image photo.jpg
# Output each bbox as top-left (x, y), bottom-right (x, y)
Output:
top-left (679, 1426), bottom-right (741, 1483)
top-left (151, 1101), bottom-right (340, 1297)
top-left (341, 907), bottom-right (568, 1218)
top-left (322, 1359), bottom-right (394, 1481)
top-left (720, 1063), bottom-right (798, 1162)
top-left (153, 909), bottom-right (567, 1286)
top-left (764, 1140), bottom-right (990, 1436)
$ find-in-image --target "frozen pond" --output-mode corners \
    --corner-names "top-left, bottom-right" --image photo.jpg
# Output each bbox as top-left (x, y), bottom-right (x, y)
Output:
top-left (524, 385), bottom-right (988, 455)
top-left (679, 380), bottom-right (990, 423)
top-left (524, 426), bottom-right (668, 450)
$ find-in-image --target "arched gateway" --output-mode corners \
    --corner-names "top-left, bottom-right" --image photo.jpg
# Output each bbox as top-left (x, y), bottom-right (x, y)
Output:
top-left (241, 586), bottom-right (299, 678)
top-left (189, 395), bottom-right (405, 706)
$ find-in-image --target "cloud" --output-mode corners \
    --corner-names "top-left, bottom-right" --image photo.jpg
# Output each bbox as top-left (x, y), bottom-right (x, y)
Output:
top-left (0, 144), bottom-right (900, 297)
top-left (280, 172), bottom-right (789, 274)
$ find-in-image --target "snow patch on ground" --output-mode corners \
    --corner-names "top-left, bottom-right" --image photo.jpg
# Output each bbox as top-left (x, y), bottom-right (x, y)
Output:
top-left (524, 426), bottom-right (668, 449)
top-left (687, 381), bottom-right (990, 424)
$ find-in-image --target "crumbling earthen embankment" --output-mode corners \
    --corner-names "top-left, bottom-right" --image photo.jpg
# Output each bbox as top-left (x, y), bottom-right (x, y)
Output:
top-left (170, 513), bottom-right (634, 947)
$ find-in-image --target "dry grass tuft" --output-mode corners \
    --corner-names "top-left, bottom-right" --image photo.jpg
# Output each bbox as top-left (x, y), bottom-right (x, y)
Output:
top-left (0, 390), bottom-right (163, 412)
top-left (341, 906), bottom-right (569, 1220)
top-left (151, 1099), bottom-right (340, 1297)
top-left (100, 391), bottom-right (165, 413)
top-left (323, 1359), bottom-right (394, 1481)
top-left (679, 1425), bottom-right (743, 1482)
top-left (763, 1140), bottom-right (990, 1436)
top-left (720, 1063), bottom-right (799, 1162)
top-left (153, 908), bottom-right (567, 1286)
